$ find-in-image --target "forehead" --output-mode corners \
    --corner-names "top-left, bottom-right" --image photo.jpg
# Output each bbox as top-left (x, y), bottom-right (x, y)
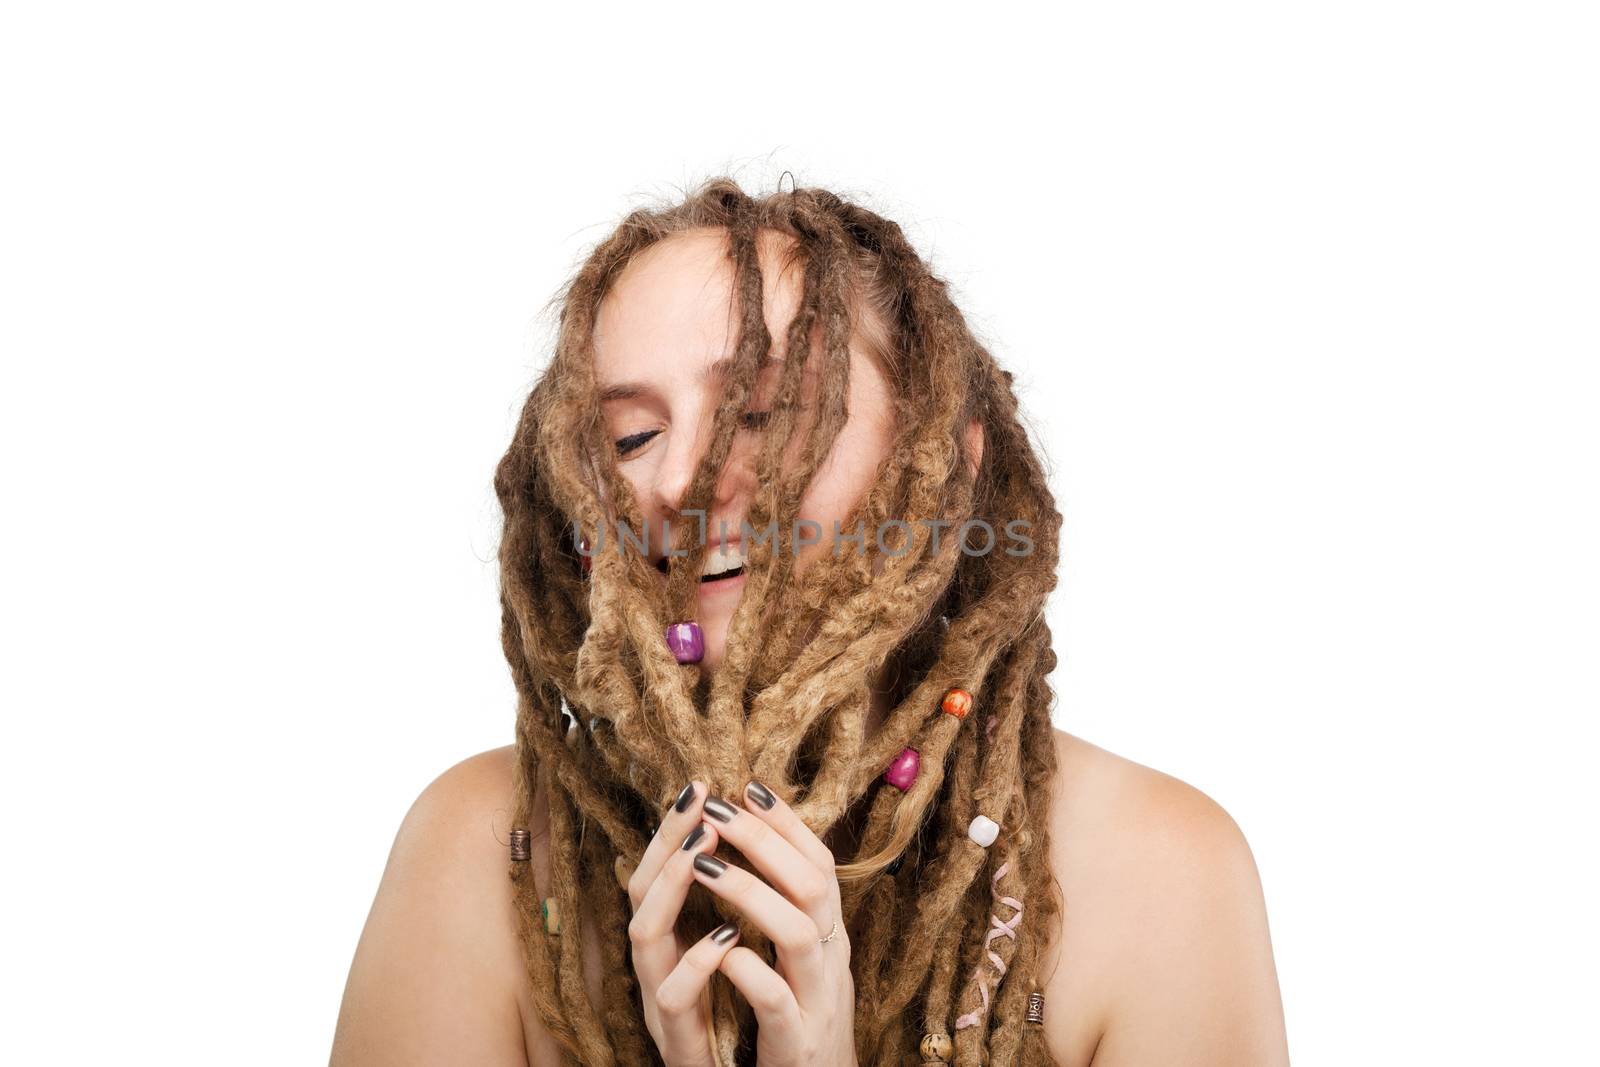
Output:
top-left (592, 227), bottom-right (806, 380)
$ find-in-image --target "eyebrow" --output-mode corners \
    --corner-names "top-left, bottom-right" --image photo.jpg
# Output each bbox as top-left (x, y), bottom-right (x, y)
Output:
top-left (597, 354), bottom-right (784, 404)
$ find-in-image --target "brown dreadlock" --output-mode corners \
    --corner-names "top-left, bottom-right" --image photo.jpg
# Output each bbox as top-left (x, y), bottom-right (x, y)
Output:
top-left (494, 176), bottom-right (1065, 1067)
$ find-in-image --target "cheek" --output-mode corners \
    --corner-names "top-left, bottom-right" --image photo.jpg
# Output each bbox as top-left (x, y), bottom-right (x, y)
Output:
top-left (590, 454), bottom-right (651, 515)
top-left (621, 464), bottom-right (650, 502)
top-left (797, 405), bottom-right (894, 526)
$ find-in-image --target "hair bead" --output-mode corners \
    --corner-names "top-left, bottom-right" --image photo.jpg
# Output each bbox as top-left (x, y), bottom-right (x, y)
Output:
top-left (509, 828), bottom-right (531, 862)
top-left (941, 688), bottom-right (973, 720)
top-left (665, 621), bottom-right (704, 663)
top-left (578, 536), bottom-right (592, 574)
top-left (542, 897), bottom-right (561, 934)
top-left (883, 747), bottom-right (920, 791)
top-left (919, 1032), bottom-right (953, 1061)
top-left (967, 814), bottom-right (1000, 848)
top-left (1025, 991), bottom-right (1045, 1025)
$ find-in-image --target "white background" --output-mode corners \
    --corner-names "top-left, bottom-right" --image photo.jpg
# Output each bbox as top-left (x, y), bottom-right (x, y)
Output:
top-left (2, 2), bottom-right (1595, 1063)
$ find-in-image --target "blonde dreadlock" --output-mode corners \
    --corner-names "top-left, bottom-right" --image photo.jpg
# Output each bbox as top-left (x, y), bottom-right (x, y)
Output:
top-left (494, 177), bottom-right (1065, 1067)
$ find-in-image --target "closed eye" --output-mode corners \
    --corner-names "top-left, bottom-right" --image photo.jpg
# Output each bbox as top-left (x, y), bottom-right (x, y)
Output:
top-left (614, 411), bottom-right (772, 458)
top-left (616, 429), bottom-right (658, 457)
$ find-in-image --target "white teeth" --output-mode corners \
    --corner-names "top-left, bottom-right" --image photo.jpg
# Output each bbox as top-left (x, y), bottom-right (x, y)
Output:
top-left (700, 542), bottom-right (747, 578)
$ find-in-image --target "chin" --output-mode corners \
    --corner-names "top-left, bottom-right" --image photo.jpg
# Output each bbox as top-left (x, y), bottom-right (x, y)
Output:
top-left (704, 632), bottom-right (737, 670)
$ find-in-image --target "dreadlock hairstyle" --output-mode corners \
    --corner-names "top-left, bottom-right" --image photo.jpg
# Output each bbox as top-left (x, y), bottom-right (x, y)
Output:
top-left (494, 176), bottom-right (1065, 1067)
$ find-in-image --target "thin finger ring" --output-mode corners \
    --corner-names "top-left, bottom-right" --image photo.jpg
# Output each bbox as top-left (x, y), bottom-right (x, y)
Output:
top-left (818, 919), bottom-right (840, 944)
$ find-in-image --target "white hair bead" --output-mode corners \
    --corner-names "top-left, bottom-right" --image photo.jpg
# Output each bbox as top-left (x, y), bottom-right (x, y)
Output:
top-left (967, 814), bottom-right (1000, 848)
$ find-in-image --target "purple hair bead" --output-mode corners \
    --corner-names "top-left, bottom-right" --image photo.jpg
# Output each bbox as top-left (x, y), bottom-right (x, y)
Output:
top-left (884, 747), bottom-right (920, 791)
top-left (665, 621), bottom-right (704, 664)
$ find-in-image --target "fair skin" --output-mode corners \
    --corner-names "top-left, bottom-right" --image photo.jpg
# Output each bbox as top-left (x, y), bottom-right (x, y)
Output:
top-left (589, 226), bottom-right (923, 676)
top-left (330, 229), bottom-right (1290, 1067)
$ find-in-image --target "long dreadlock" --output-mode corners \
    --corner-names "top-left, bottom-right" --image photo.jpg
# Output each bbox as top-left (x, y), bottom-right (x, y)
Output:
top-left (494, 177), bottom-right (1065, 1067)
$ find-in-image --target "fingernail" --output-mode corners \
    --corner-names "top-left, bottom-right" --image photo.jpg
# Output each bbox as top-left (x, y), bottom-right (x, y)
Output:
top-left (710, 921), bottom-right (739, 945)
top-left (745, 780), bottom-right (777, 810)
top-left (703, 796), bottom-right (739, 823)
top-left (672, 782), bottom-right (697, 813)
top-left (681, 823), bottom-right (708, 851)
top-left (693, 853), bottom-right (727, 878)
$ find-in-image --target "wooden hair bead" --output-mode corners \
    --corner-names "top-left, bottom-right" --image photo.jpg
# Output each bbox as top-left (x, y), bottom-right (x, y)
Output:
top-left (941, 688), bottom-right (973, 720)
top-left (509, 829), bottom-right (531, 862)
top-left (542, 897), bottom-right (561, 934)
top-left (967, 814), bottom-right (1000, 848)
top-left (919, 1032), bottom-right (953, 1061)
top-left (665, 621), bottom-right (704, 663)
top-left (883, 747), bottom-right (920, 791)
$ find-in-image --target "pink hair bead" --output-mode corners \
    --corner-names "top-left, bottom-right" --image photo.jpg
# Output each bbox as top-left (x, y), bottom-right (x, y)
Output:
top-left (884, 747), bottom-right (920, 791)
top-left (665, 621), bottom-right (704, 663)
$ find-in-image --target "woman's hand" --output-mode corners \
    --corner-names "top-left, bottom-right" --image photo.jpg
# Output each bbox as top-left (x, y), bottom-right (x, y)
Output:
top-left (628, 781), bottom-right (730, 1067)
top-left (627, 779), bottom-right (858, 1067)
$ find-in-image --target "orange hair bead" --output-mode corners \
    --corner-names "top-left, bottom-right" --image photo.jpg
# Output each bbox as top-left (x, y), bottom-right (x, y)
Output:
top-left (941, 688), bottom-right (973, 720)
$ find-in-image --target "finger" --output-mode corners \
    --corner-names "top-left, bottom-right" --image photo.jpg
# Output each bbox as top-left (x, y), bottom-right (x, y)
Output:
top-left (741, 780), bottom-right (838, 884)
top-left (653, 921), bottom-right (745, 1060)
top-left (629, 820), bottom-right (720, 996)
top-left (701, 791), bottom-right (835, 933)
top-left (689, 850), bottom-right (832, 1008)
top-left (627, 780), bottom-right (707, 911)
top-left (719, 945), bottom-right (803, 1034)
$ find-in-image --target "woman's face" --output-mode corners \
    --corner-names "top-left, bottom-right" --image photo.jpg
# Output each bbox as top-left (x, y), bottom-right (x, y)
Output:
top-left (591, 227), bottom-right (897, 671)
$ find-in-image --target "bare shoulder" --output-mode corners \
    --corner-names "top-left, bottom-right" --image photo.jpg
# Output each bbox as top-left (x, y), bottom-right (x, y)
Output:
top-left (329, 745), bottom-right (530, 1067)
top-left (1048, 728), bottom-right (1257, 878)
top-left (1039, 729), bottom-right (1289, 1067)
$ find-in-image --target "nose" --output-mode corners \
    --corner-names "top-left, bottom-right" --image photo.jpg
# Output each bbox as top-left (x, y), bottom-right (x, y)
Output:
top-left (651, 417), bottom-right (749, 526)
top-left (653, 428), bottom-right (699, 515)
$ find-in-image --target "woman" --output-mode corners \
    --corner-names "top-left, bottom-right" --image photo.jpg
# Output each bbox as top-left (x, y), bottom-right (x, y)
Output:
top-left (330, 179), bottom-right (1290, 1066)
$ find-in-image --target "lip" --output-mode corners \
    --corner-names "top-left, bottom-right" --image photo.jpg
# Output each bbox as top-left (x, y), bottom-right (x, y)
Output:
top-left (654, 561), bottom-right (747, 597)
top-left (697, 570), bottom-right (746, 597)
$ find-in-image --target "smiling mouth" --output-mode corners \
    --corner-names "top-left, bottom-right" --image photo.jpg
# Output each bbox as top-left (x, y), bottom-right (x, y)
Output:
top-left (655, 541), bottom-right (748, 584)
